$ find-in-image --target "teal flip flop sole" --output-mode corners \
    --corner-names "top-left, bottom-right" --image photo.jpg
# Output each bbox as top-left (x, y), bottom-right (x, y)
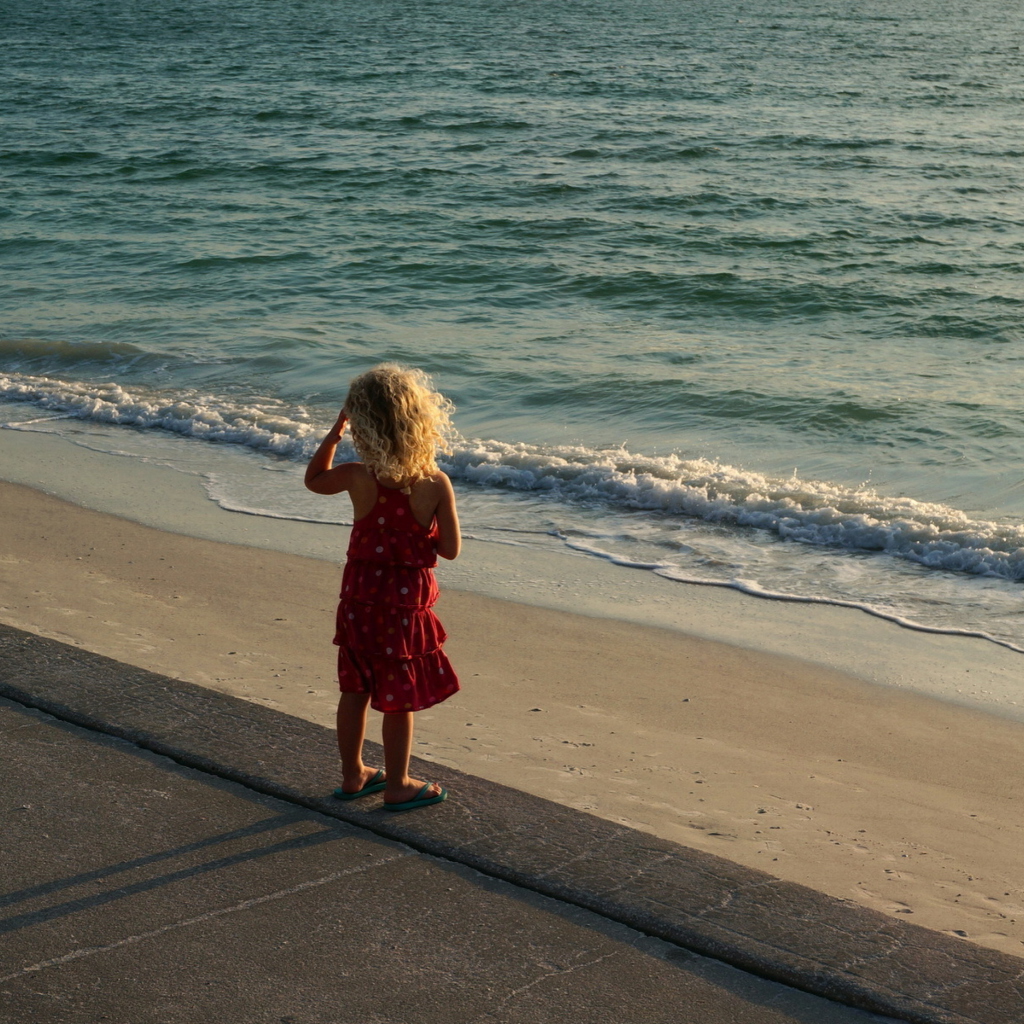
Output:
top-left (333, 769), bottom-right (386, 800)
top-left (384, 783), bottom-right (448, 812)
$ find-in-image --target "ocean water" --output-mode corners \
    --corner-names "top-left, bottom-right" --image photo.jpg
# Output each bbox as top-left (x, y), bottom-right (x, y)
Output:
top-left (3, 0), bottom-right (1024, 651)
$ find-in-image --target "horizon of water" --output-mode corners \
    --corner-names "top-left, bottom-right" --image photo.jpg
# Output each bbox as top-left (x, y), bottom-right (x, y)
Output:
top-left (3, 0), bottom-right (1024, 654)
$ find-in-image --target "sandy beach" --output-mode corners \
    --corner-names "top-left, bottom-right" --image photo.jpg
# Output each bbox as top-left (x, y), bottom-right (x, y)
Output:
top-left (2, 479), bottom-right (1022, 958)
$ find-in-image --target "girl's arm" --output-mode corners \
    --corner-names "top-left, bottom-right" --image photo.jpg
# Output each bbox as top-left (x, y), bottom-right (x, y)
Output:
top-left (304, 410), bottom-right (353, 494)
top-left (434, 473), bottom-right (461, 560)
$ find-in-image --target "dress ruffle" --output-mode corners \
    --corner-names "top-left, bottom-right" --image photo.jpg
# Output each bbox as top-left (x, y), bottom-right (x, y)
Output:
top-left (334, 598), bottom-right (447, 658)
top-left (337, 646), bottom-right (458, 713)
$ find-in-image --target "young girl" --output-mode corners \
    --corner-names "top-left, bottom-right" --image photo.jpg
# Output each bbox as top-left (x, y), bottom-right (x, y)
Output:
top-left (304, 364), bottom-right (461, 812)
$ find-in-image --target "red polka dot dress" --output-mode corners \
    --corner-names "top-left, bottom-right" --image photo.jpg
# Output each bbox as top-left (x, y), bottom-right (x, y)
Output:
top-left (334, 481), bottom-right (459, 713)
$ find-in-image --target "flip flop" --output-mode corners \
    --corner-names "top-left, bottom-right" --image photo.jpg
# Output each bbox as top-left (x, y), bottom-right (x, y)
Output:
top-left (383, 783), bottom-right (448, 812)
top-left (332, 769), bottom-right (386, 800)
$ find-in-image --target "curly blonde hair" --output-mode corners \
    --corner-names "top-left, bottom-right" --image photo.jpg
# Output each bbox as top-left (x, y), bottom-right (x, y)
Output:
top-left (345, 364), bottom-right (454, 482)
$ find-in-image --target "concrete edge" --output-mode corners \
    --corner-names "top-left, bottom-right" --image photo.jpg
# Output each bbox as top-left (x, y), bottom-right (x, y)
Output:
top-left (1, 623), bottom-right (1021, 1024)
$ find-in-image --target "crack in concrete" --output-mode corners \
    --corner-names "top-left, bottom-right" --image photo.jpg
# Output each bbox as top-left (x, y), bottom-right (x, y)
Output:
top-left (531, 844), bottom-right (599, 880)
top-left (464, 949), bottom-right (621, 1023)
top-left (599, 852), bottom-right (676, 896)
top-left (0, 853), bottom-right (411, 984)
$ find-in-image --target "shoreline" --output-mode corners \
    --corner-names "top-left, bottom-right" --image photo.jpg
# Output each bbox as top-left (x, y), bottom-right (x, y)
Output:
top-left (2, 477), bottom-right (1023, 957)
top-left (2, 423), bottom-right (1024, 723)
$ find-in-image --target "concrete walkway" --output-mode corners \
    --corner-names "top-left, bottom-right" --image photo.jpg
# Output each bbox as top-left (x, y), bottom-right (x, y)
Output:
top-left (2, 623), bottom-right (1021, 1024)
top-left (2, 697), bottom-right (893, 1024)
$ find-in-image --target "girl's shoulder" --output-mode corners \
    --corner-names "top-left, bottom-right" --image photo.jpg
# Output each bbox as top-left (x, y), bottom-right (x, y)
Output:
top-left (413, 467), bottom-right (451, 486)
top-left (408, 470), bottom-right (454, 499)
top-left (403, 471), bottom-right (456, 530)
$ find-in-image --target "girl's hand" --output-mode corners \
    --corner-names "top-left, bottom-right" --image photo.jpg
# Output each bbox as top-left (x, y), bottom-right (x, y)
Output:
top-left (327, 407), bottom-right (348, 443)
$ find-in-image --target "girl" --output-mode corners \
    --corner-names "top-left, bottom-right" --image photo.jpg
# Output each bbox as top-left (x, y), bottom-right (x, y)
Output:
top-left (304, 364), bottom-right (461, 812)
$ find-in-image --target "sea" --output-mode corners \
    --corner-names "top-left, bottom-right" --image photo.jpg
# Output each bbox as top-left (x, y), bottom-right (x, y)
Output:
top-left (3, 0), bottom-right (1024, 660)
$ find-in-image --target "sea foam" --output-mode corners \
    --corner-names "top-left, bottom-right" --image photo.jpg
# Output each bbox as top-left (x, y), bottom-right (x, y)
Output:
top-left (3, 370), bottom-right (1023, 582)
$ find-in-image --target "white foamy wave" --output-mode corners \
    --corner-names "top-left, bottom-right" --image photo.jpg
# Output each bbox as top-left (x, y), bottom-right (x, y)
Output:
top-left (3, 372), bottom-right (1023, 581)
top-left (446, 439), bottom-right (1024, 581)
top-left (0, 372), bottom-right (327, 458)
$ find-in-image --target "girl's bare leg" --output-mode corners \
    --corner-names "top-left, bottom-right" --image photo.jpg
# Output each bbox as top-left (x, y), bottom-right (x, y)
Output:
top-left (336, 692), bottom-right (382, 793)
top-left (381, 711), bottom-right (443, 804)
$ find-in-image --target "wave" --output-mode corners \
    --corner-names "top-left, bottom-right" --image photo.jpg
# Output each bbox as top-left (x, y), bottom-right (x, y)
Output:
top-left (0, 372), bottom-right (325, 457)
top-left (0, 337), bottom-right (151, 368)
top-left (446, 439), bottom-right (1024, 581)
top-left (3, 371), bottom-right (1023, 582)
